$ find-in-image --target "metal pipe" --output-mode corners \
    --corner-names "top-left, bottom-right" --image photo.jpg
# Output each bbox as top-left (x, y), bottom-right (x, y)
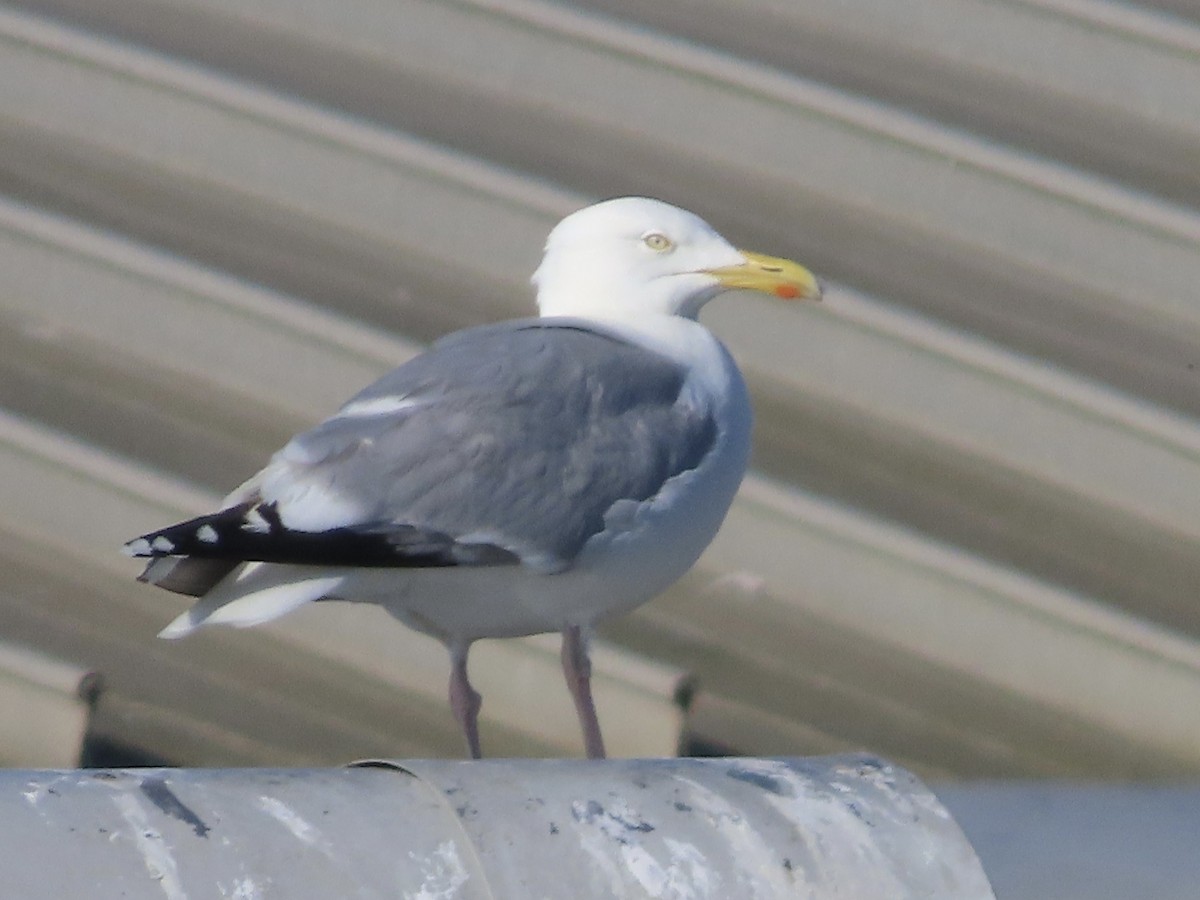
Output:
top-left (3, 754), bottom-right (992, 898)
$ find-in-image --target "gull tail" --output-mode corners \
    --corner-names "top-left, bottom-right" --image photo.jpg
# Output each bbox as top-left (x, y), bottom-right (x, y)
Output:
top-left (157, 562), bottom-right (345, 640)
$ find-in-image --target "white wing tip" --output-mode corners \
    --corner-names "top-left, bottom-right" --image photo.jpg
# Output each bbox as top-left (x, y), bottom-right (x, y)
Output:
top-left (123, 538), bottom-right (151, 557)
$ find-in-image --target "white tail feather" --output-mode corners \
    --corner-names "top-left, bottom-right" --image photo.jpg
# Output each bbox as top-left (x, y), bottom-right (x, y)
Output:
top-left (157, 562), bottom-right (344, 638)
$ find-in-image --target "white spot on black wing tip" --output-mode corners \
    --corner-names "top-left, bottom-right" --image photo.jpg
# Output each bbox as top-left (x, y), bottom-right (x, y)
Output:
top-left (151, 536), bottom-right (176, 553)
top-left (196, 524), bottom-right (219, 544)
top-left (240, 508), bottom-right (270, 533)
top-left (123, 538), bottom-right (152, 557)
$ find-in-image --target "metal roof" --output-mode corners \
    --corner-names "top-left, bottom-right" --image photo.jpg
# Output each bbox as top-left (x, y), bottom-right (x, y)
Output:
top-left (0, 0), bottom-right (1197, 776)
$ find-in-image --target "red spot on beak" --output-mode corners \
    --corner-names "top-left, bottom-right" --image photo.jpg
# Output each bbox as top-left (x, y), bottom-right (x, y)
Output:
top-left (774, 284), bottom-right (800, 299)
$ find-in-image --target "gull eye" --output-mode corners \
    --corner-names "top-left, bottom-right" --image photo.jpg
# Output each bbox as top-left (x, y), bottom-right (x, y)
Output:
top-left (642, 231), bottom-right (673, 253)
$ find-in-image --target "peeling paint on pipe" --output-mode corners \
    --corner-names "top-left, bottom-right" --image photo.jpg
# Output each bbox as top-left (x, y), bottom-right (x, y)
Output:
top-left (0, 755), bottom-right (992, 898)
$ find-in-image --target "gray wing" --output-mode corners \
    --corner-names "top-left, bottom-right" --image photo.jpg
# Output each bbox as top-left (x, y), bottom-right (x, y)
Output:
top-left (127, 319), bottom-right (718, 574)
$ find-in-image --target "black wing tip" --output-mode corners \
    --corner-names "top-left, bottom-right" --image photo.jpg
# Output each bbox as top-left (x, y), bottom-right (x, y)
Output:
top-left (122, 534), bottom-right (182, 558)
top-left (123, 504), bottom-right (252, 559)
top-left (123, 503), bottom-right (521, 569)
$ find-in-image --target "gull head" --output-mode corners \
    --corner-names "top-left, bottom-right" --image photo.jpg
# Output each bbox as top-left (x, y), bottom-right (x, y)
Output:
top-left (533, 197), bottom-right (821, 322)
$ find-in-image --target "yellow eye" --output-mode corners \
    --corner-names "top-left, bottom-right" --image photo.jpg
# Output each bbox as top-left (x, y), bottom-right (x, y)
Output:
top-left (642, 232), bottom-right (673, 252)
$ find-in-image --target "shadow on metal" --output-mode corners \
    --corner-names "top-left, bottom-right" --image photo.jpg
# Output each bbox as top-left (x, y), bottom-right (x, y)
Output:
top-left (4, 754), bottom-right (992, 898)
top-left (0, 641), bottom-right (100, 768)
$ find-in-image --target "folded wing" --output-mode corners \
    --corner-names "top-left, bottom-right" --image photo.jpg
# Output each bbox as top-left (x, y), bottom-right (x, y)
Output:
top-left (125, 319), bottom-right (718, 592)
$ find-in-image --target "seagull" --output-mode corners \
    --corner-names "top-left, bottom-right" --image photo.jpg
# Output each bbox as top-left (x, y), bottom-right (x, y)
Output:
top-left (124, 197), bottom-right (821, 759)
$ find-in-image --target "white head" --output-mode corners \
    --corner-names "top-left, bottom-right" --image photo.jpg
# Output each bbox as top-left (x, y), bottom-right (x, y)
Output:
top-left (532, 197), bottom-right (820, 322)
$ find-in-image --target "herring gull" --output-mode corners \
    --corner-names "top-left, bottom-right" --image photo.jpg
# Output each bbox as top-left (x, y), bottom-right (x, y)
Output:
top-left (124, 197), bottom-right (821, 759)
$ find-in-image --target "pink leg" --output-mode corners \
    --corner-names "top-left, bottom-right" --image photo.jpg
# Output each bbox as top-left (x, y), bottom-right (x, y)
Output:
top-left (448, 642), bottom-right (483, 760)
top-left (562, 625), bottom-right (606, 760)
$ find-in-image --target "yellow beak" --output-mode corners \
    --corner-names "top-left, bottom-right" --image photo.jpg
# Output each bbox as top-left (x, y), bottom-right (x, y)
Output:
top-left (705, 250), bottom-right (822, 302)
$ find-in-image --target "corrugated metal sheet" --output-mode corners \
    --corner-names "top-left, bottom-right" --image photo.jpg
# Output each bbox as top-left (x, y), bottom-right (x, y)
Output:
top-left (0, 640), bottom-right (98, 766)
top-left (0, 0), bottom-right (1197, 775)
